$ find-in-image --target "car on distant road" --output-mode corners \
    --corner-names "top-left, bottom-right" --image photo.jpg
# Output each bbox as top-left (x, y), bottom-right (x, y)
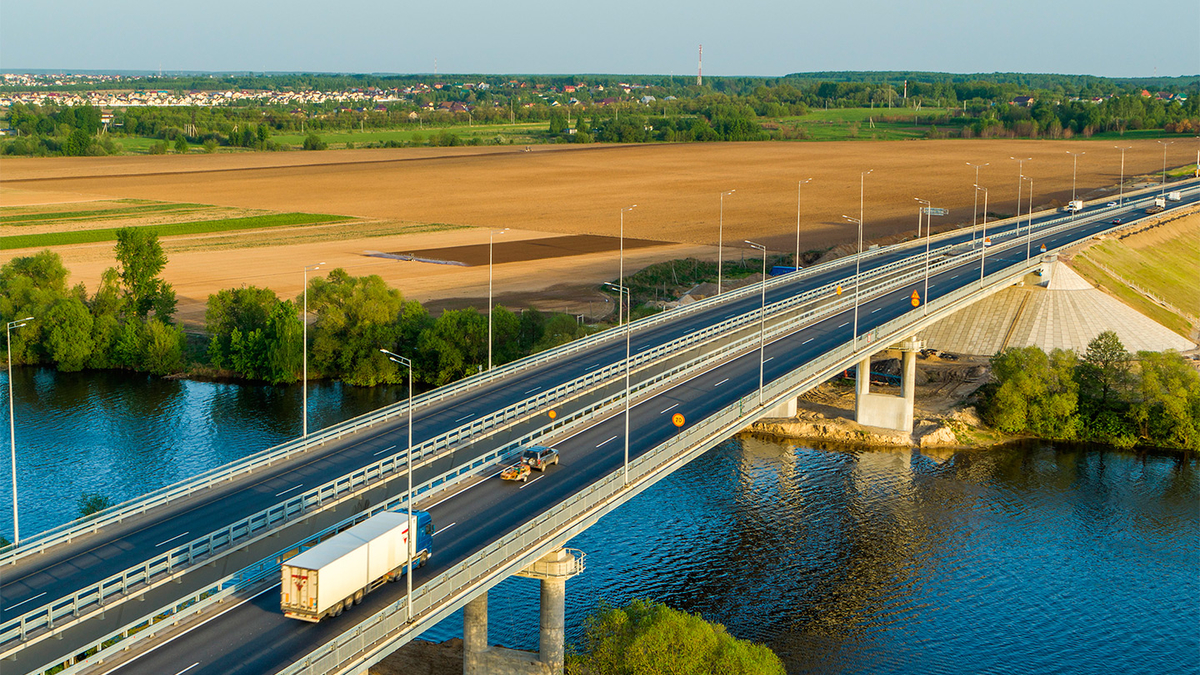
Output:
top-left (1111, 218), bottom-right (1122, 224)
top-left (1107, 201), bottom-right (1118, 207)
top-left (522, 446), bottom-right (560, 471)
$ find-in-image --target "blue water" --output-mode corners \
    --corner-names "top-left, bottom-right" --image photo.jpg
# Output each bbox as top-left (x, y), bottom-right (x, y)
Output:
top-left (4, 367), bottom-right (1198, 673)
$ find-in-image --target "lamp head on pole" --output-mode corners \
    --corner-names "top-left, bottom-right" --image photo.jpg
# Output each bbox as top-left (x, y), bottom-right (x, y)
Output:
top-left (842, 215), bottom-right (862, 225)
top-left (744, 239), bottom-right (766, 251)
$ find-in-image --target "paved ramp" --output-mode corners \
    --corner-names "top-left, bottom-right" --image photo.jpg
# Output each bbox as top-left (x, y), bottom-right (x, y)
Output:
top-left (919, 264), bottom-right (1195, 355)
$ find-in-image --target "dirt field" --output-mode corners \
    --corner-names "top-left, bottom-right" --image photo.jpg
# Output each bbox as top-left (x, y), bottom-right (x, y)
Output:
top-left (1, 139), bottom-right (1191, 327)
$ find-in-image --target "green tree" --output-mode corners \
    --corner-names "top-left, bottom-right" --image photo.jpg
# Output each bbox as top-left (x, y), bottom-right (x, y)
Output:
top-left (1077, 330), bottom-right (1132, 407)
top-left (419, 308), bottom-right (487, 385)
top-left (174, 135), bottom-right (189, 154)
top-left (206, 286), bottom-right (301, 383)
top-left (570, 599), bottom-right (784, 675)
top-left (44, 296), bottom-right (95, 371)
top-left (549, 111), bottom-right (567, 135)
top-left (987, 346), bottom-right (1079, 439)
top-left (307, 269), bottom-right (424, 386)
top-left (1132, 350), bottom-right (1200, 450)
top-left (303, 133), bottom-right (327, 150)
top-left (77, 492), bottom-right (112, 518)
top-left (140, 318), bottom-right (186, 375)
top-left (113, 228), bottom-right (175, 320)
top-left (0, 250), bottom-right (72, 365)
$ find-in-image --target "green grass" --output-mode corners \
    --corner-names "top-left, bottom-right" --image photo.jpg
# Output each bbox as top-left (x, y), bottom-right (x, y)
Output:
top-left (1, 212), bottom-right (353, 250)
top-left (272, 122), bottom-right (549, 148)
top-left (1083, 233), bottom-right (1199, 320)
top-left (0, 202), bottom-right (210, 225)
top-left (767, 107), bottom-right (957, 141)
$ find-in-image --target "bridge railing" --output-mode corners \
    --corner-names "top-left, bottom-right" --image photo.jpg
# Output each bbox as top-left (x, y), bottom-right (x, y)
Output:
top-left (12, 182), bottom-right (1182, 652)
top-left (26, 194), bottom-right (1170, 672)
top-left (0, 197), bottom-right (930, 568)
top-left (4, 204), bottom-right (1087, 649)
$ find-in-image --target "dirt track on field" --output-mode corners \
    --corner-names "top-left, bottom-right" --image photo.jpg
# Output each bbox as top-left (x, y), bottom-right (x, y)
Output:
top-left (1, 139), bottom-right (1191, 327)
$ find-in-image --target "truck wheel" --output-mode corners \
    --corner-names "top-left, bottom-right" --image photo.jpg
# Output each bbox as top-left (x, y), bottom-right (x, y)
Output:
top-left (332, 603), bottom-right (343, 618)
top-left (420, 551), bottom-right (430, 567)
top-left (354, 590), bottom-right (364, 605)
top-left (344, 598), bottom-right (354, 613)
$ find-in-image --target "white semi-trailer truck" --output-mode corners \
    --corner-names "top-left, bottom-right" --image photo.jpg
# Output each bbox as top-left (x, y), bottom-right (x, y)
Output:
top-left (281, 510), bottom-right (433, 622)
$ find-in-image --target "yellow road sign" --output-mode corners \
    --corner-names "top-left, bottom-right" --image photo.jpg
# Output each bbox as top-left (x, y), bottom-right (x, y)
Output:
top-left (672, 413), bottom-right (685, 427)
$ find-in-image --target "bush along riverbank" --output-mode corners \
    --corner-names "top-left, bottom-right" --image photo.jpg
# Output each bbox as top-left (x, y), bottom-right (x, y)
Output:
top-left (747, 332), bottom-right (1199, 454)
top-left (1, 236), bottom-right (596, 390)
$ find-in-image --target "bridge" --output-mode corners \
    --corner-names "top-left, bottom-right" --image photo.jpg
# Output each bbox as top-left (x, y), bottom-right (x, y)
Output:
top-left (4, 180), bottom-right (1197, 675)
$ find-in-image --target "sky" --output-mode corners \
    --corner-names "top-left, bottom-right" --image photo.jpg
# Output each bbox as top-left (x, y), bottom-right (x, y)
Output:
top-left (2, 0), bottom-right (1198, 78)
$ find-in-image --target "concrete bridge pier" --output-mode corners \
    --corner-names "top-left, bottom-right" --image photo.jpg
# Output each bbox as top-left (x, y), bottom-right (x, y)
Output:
top-left (463, 548), bottom-right (585, 675)
top-left (854, 338), bottom-right (923, 434)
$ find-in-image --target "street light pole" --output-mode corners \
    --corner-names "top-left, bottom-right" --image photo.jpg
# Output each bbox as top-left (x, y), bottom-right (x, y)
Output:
top-left (915, 199), bottom-right (931, 315)
top-left (967, 162), bottom-right (988, 245)
top-left (1157, 140), bottom-right (1174, 195)
top-left (795, 178), bottom-right (812, 273)
top-left (488, 228), bottom-right (508, 370)
top-left (1024, 176), bottom-right (1034, 262)
top-left (975, 185), bottom-right (988, 286)
top-left (1067, 151), bottom-right (1085, 214)
top-left (1114, 145), bottom-right (1132, 207)
top-left (1011, 156), bottom-right (1031, 233)
top-left (302, 263), bottom-right (325, 439)
top-left (379, 348), bottom-right (415, 620)
top-left (717, 190), bottom-right (735, 295)
top-left (603, 282), bottom-right (631, 485)
top-left (7, 317), bottom-right (32, 546)
top-left (842, 215), bottom-right (863, 349)
top-left (618, 205), bottom-right (636, 325)
top-left (745, 241), bottom-right (767, 404)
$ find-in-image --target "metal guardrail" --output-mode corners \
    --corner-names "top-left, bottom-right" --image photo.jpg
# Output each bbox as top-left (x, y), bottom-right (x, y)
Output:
top-left (12, 183), bottom-right (1192, 654)
top-left (0, 200), bottom-right (924, 569)
top-left (28, 192), bottom-right (1187, 674)
top-left (273, 259), bottom-right (1055, 675)
top-left (16, 176), bottom-right (1181, 569)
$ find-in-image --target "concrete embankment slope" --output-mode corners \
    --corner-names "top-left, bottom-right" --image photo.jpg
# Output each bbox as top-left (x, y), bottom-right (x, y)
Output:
top-left (917, 261), bottom-right (1196, 356)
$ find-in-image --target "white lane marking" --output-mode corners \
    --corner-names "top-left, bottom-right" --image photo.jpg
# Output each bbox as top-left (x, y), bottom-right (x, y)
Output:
top-left (802, 338), bottom-right (814, 345)
top-left (433, 522), bottom-right (457, 536)
top-left (951, 274), bottom-right (959, 279)
top-left (525, 386), bottom-right (541, 394)
top-left (596, 435), bottom-right (618, 448)
top-left (764, 357), bottom-right (774, 363)
top-left (4, 591), bottom-right (47, 612)
top-left (838, 322), bottom-right (849, 328)
top-left (660, 403), bottom-right (680, 414)
top-left (714, 378), bottom-right (729, 387)
top-left (585, 363), bottom-right (600, 370)
top-left (871, 307), bottom-right (882, 313)
top-left (107, 583), bottom-right (280, 674)
top-left (373, 444), bottom-right (397, 456)
top-left (455, 413), bottom-right (475, 423)
top-left (173, 665), bottom-right (200, 675)
top-left (155, 531), bottom-right (191, 548)
top-left (423, 465), bottom-right (510, 511)
top-left (275, 484), bottom-right (304, 498)
top-left (519, 475), bottom-right (545, 490)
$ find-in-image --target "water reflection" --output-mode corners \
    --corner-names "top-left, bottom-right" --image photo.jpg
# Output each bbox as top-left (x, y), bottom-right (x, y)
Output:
top-left (422, 437), bottom-right (1197, 675)
top-left (1, 367), bottom-right (402, 537)
top-left (3, 368), bottom-right (1197, 673)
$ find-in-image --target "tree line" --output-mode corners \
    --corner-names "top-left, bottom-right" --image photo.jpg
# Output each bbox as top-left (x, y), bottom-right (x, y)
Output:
top-left (980, 331), bottom-right (1200, 451)
top-left (1, 234), bottom-right (594, 390)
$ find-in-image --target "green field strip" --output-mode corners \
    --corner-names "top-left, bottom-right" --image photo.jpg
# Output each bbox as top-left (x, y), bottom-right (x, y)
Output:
top-left (1, 212), bottom-right (353, 250)
top-left (0, 202), bottom-right (214, 225)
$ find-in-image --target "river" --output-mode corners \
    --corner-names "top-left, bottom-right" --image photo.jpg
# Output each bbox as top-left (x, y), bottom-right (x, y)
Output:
top-left (3, 367), bottom-right (1197, 673)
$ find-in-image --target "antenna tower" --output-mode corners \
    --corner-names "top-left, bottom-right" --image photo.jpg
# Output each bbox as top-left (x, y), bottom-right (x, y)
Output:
top-left (697, 45), bottom-right (703, 86)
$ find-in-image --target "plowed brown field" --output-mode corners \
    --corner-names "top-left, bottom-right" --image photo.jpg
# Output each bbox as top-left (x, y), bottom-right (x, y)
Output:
top-left (1, 139), bottom-right (1190, 326)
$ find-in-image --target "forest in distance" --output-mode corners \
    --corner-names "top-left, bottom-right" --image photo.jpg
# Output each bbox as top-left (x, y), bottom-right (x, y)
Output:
top-left (3, 70), bottom-right (1198, 156)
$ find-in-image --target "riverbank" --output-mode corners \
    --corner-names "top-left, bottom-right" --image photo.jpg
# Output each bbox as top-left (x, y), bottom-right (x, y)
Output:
top-left (743, 353), bottom-right (1012, 451)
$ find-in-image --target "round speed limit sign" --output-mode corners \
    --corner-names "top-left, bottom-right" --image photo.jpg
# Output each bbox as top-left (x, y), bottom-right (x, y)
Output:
top-left (672, 413), bottom-right (685, 428)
